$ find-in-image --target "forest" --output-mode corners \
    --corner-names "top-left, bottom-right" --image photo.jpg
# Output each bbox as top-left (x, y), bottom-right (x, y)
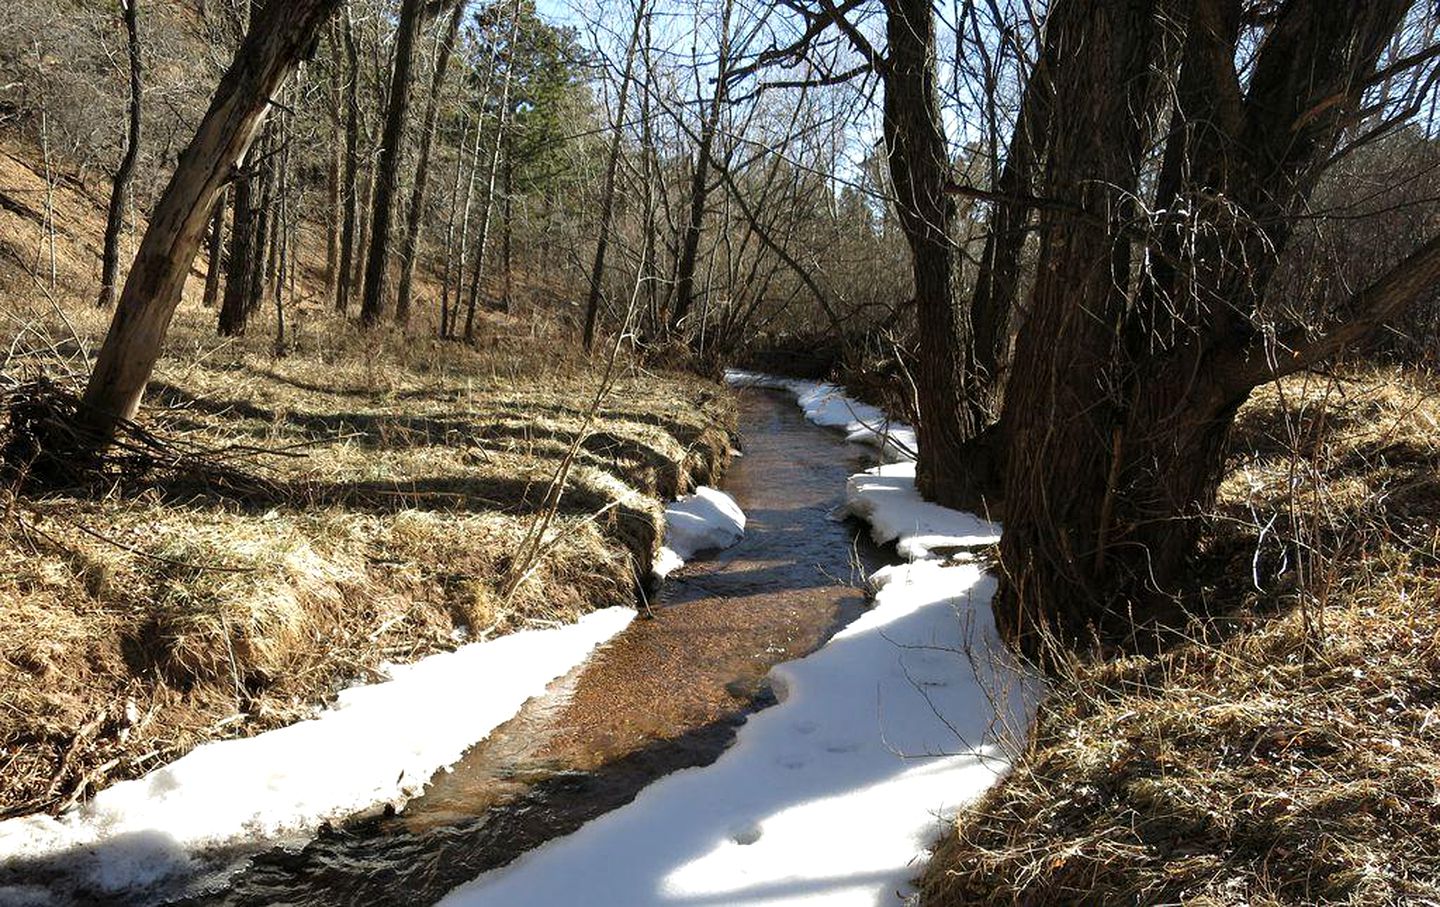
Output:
top-left (0, 0), bottom-right (1437, 904)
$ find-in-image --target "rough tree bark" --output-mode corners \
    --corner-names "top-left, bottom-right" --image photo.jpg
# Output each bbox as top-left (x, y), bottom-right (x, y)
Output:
top-left (358, 0), bottom-right (428, 327)
top-left (995, 0), bottom-right (1417, 658)
top-left (79, 0), bottom-right (343, 440)
top-left (97, 0), bottom-right (143, 309)
top-left (879, 0), bottom-right (988, 508)
top-left (216, 147), bottom-right (256, 336)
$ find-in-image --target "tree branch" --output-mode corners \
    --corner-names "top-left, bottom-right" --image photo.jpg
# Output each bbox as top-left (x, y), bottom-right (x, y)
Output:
top-left (1229, 232), bottom-right (1440, 389)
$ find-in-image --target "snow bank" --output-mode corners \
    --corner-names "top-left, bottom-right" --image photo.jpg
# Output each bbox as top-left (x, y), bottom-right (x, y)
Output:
top-left (440, 561), bottom-right (1033, 907)
top-left (0, 607), bottom-right (634, 897)
top-left (726, 370), bottom-right (917, 463)
top-left (846, 462), bottom-right (1001, 559)
top-left (654, 486), bottom-right (745, 579)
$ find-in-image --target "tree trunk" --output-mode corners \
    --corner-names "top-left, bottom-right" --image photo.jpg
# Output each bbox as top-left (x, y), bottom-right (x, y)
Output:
top-left (500, 143), bottom-right (512, 313)
top-left (335, 7), bottom-right (361, 313)
top-left (667, 0), bottom-right (732, 336)
top-left (249, 123), bottom-right (277, 320)
top-left (359, 0), bottom-right (428, 327)
top-left (994, 0), bottom-right (1413, 658)
top-left (440, 113), bottom-right (472, 339)
top-left (879, 0), bottom-right (987, 508)
top-left (583, 0), bottom-right (646, 350)
top-left (967, 7), bottom-right (1061, 417)
top-left (463, 0), bottom-right (521, 343)
top-left (201, 186), bottom-right (226, 308)
top-left (79, 0), bottom-right (342, 440)
top-left (323, 22), bottom-right (343, 309)
top-left (97, 0), bottom-right (143, 309)
top-left (396, 0), bottom-right (465, 327)
top-left (217, 152), bottom-right (256, 336)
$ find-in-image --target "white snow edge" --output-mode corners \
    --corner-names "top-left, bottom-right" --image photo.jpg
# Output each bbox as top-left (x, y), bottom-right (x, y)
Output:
top-left (441, 562), bottom-right (1035, 907)
top-left (0, 607), bottom-right (635, 897)
top-left (653, 485), bottom-right (746, 579)
top-left (439, 371), bottom-right (1034, 906)
top-left (727, 368), bottom-right (1003, 559)
top-left (726, 369), bottom-right (918, 464)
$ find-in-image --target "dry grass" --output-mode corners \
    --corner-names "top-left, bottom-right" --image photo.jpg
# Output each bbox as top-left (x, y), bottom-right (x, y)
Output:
top-left (0, 160), bottom-right (735, 815)
top-left (922, 364), bottom-right (1440, 906)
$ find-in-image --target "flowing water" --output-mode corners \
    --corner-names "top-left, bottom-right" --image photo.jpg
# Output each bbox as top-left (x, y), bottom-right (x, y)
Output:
top-left (155, 387), bottom-right (887, 905)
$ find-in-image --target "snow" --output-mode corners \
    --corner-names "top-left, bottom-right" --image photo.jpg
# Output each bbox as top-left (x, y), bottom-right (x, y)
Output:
top-left (846, 462), bottom-right (1001, 559)
top-left (440, 372), bottom-right (1035, 906)
top-left (0, 607), bottom-right (634, 899)
top-left (654, 485), bottom-right (746, 579)
top-left (441, 562), bottom-right (1032, 907)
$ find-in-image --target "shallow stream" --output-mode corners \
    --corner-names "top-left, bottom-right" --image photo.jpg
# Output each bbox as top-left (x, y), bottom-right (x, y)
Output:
top-left (164, 386), bottom-right (887, 905)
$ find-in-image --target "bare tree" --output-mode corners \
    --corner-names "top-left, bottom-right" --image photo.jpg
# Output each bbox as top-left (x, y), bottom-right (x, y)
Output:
top-left (359, 0), bottom-right (430, 327)
top-left (396, 0), bottom-right (467, 326)
top-left (78, 0), bottom-right (343, 441)
top-left (668, 0), bottom-right (733, 336)
top-left (335, 5), bottom-right (362, 313)
top-left (96, 0), bottom-right (143, 309)
top-left (995, 0), bottom-right (1434, 656)
top-left (583, 0), bottom-right (648, 350)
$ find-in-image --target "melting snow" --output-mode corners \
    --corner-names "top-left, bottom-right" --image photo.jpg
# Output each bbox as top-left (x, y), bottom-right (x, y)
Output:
top-left (0, 608), bottom-right (634, 900)
top-left (441, 372), bottom-right (1036, 906)
top-left (846, 462), bottom-right (1001, 559)
top-left (654, 485), bottom-right (746, 579)
top-left (726, 370), bottom-right (917, 463)
top-left (442, 562), bottom-right (1033, 907)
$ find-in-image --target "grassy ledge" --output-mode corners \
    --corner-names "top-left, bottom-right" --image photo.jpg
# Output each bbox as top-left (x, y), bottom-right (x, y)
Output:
top-left (922, 365), bottom-right (1440, 906)
top-left (0, 306), bottom-right (735, 819)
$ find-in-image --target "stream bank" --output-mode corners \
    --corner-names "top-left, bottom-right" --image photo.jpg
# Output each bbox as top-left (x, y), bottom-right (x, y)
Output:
top-left (168, 385), bottom-right (891, 905)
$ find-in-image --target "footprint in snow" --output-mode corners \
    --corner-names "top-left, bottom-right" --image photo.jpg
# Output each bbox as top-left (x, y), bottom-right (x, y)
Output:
top-left (730, 823), bottom-right (763, 846)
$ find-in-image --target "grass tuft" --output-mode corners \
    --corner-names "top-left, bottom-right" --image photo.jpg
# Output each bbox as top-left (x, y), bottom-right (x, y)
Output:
top-left (922, 364), bottom-right (1440, 906)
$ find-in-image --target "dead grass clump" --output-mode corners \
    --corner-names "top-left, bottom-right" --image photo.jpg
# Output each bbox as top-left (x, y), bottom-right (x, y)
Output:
top-left (923, 365), bottom-right (1440, 906)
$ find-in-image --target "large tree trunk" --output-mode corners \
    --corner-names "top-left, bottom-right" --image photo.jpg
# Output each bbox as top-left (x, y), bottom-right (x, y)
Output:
top-left (358, 0), bottom-right (428, 327)
top-left (396, 0), bottom-right (465, 327)
top-left (79, 0), bottom-right (342, 440)
top-left (880, 0), bottom-right (987, 508)
top-left (994, 0), bottom-right (1414, 658)
top-left (96, 0), bottom-right (143, 309)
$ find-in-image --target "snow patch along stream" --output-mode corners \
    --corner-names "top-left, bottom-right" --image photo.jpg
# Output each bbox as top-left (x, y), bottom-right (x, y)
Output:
top-left (653, 485), bottom-right (746, 579)
top-left (439, 372), bottom-right (1037, 906)
top-left (0, 608), bottom-right (634, 901)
